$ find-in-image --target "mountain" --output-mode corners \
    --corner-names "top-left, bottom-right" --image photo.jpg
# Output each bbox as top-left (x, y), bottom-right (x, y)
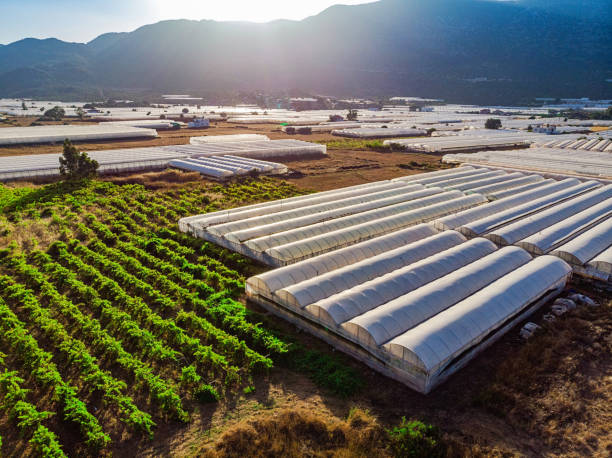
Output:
top-left (0, 0), bottom-right (610, 104)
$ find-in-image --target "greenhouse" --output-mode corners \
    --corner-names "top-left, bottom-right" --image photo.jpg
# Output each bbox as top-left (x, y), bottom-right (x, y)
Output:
top-left (465, 174), bottom-right (544, 197)
top-left (588, 246), bottom-right (612, 277)
top-left (262, 194), bottom-right (485, 265)
top-left (331, 127), bottom-right (428, 139)
top-left (341, 246), bottom-right (531, 349)
top-left (246, 224), bottom-right (440, 299)
top-left (163, 139), bottom-right (327, 160)
top-left (0, 124), bottom-right (158, 146)
top-left (457, 180), bottom-right (600, 237)
top-left (304, 238), bottom-right (499, 328)
top-left (487, 178), bottom-right (554, 200)
top-left (517, 198), bottom-right (612, 255)
top-left (385, 135), bottom-right (535, 153)
top-left (550, 217), bottom-right (612, 266)
top-left (276, 231), bottom-right (468, 310)
top-left (169, 155), bottom-right (287, 180)
top-left (485, 185), bottom-right (612, 246)
top-left (443, 148), bottom-right (612, 179)
top-left (189, 134), bottom-right (270, 144)
top-left (383, 256), bottom-right (572, 392)
top-left (432, 178), bottom-right (580, 231)
top-left (0, 148), bottom-right (189, 181)
top-left (243, 189), bottom-right (453, 253)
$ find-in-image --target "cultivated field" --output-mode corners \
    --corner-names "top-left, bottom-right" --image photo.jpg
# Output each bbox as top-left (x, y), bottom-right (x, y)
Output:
top-left (0, 122), bottom-right (609, 456)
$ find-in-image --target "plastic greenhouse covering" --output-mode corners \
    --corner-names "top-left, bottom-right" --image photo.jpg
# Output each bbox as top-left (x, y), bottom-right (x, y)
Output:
top-left (487, 179), bottom-right (555, 200)
top-left (169, 155), bottom-right (287, 179)
top-left (221, 185), bottom-right (430, 243)
top-left (550, 216), bottom-right (612, 265)
top-left (384, 256), bottom-right (572, 392)
top-left (443, 172), bottom-right (525, 192)
top-left (243, 189), bottom-right (452, 254)
top-left (332, 127), bottom-right (428, 139)
top-left (385, 135), bottom-right (534, 153)
top-left (486, 185), bottom-right (612, 246)
top-left (588, 246), bottom-right (612, 276)
top-left (0, 124), bottom-right (158, 146)
top-left (342, 246), bottom-right (531, 348)
top-left (467, 174), bottom-right (545, 197)
top-left (260, 194), bottom-right (486, 265)
top-left (443, 148), bottom-right (612, 179)
top-left (517, 198), bottom-right (612, 255)
top-left (245, 224), bottom-right (439, 298)
top-left (305, 238), bottom-right (498, 328)
top-left (190, 134), bottom-right (270, 144)
top-left (432, 178), bottom-right (580, 231)
top-left (0, 148), bottom-right (189, 180)
top-left (456, 180), bottom-right (600, 237)
top-left (275, 231), bottom-right (467, 310)
top-left (182, 180), bottom-right (411, 235)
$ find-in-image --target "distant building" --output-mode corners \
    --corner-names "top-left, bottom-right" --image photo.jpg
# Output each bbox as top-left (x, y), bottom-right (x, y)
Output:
top-left (289, 98), bottom-right (319, 111)
top-left (188, 118), bottom-right (210, 128)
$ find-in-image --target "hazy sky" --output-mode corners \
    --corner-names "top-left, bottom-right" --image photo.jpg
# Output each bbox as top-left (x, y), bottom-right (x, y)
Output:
top-left (0, 0), bottom-right (374, 44)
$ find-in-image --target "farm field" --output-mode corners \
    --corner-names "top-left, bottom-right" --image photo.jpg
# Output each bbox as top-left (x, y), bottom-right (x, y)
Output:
top-left (0, 167), bottom-right (610, 456)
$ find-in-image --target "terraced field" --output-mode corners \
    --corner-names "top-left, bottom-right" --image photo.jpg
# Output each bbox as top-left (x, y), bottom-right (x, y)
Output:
top-left (0, 177), bottom-right (360, 456)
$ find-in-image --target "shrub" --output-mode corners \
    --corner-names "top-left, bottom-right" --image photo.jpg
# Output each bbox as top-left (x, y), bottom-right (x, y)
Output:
top-left (296, 127), bottom-right (312, 135)
top-left (387, 418), bottom-right (445, 458)
top-left (59, 139), bottom-right (99, 180)
top-left (195, 384), bottom-right (219, 403)
top-left (485, 118), bottom-right (502, 129)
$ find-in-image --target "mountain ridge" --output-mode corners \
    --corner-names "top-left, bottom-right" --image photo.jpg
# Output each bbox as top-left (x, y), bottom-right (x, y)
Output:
top-left (0, 0), bottom-right (610, 103)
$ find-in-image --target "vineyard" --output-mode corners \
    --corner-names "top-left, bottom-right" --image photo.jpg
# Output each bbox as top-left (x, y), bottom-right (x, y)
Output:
top-left (0, 177), bottom-right (361, 456)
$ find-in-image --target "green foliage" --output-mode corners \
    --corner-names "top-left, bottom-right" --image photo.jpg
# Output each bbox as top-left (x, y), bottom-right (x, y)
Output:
top-left (194, 384), bottom-right (219, 403)
top-left (290, 348), bottom-right (363, 397)
top-left (59, 139), bottom-right (99, 179)
top-left (346, 109), bottom-right (358, 121)
top-left (387, 418), bottom-right (445, 458)
top-left (485, 118), bottom-right (502, 129)
top-left (43, 106), bottom-right (65, 121)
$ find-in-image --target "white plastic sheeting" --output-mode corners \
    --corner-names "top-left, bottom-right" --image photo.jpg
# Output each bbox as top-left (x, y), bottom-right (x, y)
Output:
top-left (384, 256), bottom-right (571, 391)
top-left (306, 238), bottom-right (498, 328)
top-left (443, 148), bottom-right (612, 179)
top-left (386, 135), bottom-right (534, 153)
top-left (261, 194), bottom-right (486, 265)
top-left (432, 178), bottom-right (580, 231)
top-left (246, 224), bottom-right (439, 298)
top-left (486, 185), bottom-right (612, 246)
top-left (391, 166), bottom-right (475, 183)
top-left (164, 139), bottom-right (327, 160)
top-left (456, 180), bottom-right (600, 237)
top-left (0, 148), bottom-right (189, 180)
top-left (517, 198), bottom-right (612, 255)
top-left (182, 180), bottom-right (412, 235)
top-left (444, 172), bottom-right (525, 192)
top-left (466, 174), bottom-right (544, 197)
top-left (588, 246), bottom-right (612, 275)
top-left (244, 189), bottom-right (451, 253)
top-left (276, 231), bottom-right (467, 310)
top-left (332, 127), bottom-right (428, 138)
top-left (222, 185), bottom-right (431, 243)
top-left (549, 217), bottom-right (612, 265)
top-left (342, 246), bottom-right (531, 348)
top-left (0, 124), bottom-right (158, 146)
top-left (487, 179), bottom-right (555, 200)
top-left (170, 155), bottom-right (287, 179)
top-left (190, 134), bottom-right (270, 144)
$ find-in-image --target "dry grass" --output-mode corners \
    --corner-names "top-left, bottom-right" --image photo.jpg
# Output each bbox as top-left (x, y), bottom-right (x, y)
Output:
top-left (198, 407), bottom-right (390, 458)
top-left (473, 296), bottom-right (612, 457)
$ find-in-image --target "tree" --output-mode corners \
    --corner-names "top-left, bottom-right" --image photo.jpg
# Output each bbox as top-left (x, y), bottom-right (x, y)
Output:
top-left (21, 101), bottom-right (27, 110)
top-left (75, 107), bottom-right (85, 120)
top-left (59, 139), bottom-right (99, 180)
top-left (485, 118), bottom-right (502, 129)
top-left (43, 106), bottom-right (65, 121)
top-left (346, 109), bottom-right (358, 121)
top-left (182, 108), bottom-right (189, 114)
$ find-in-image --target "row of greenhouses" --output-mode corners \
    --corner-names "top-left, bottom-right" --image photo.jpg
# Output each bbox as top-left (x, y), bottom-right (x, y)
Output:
top-left (0, 124), bottom-right (158, 145)
top-left (169, 155), bottom-right (287, 180)
top-left (331, 127), bottom-right (428, 139)
top-left (442, 148), bottom-right (612, 179)
top-left (384, 133), bottom-right (539, 153)
top-left (537, 137), bottom-right (612, 152)
top-left (180, 166), bottom-right (550, 266)
top-left (0, 139), bottom-right (325, 180)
